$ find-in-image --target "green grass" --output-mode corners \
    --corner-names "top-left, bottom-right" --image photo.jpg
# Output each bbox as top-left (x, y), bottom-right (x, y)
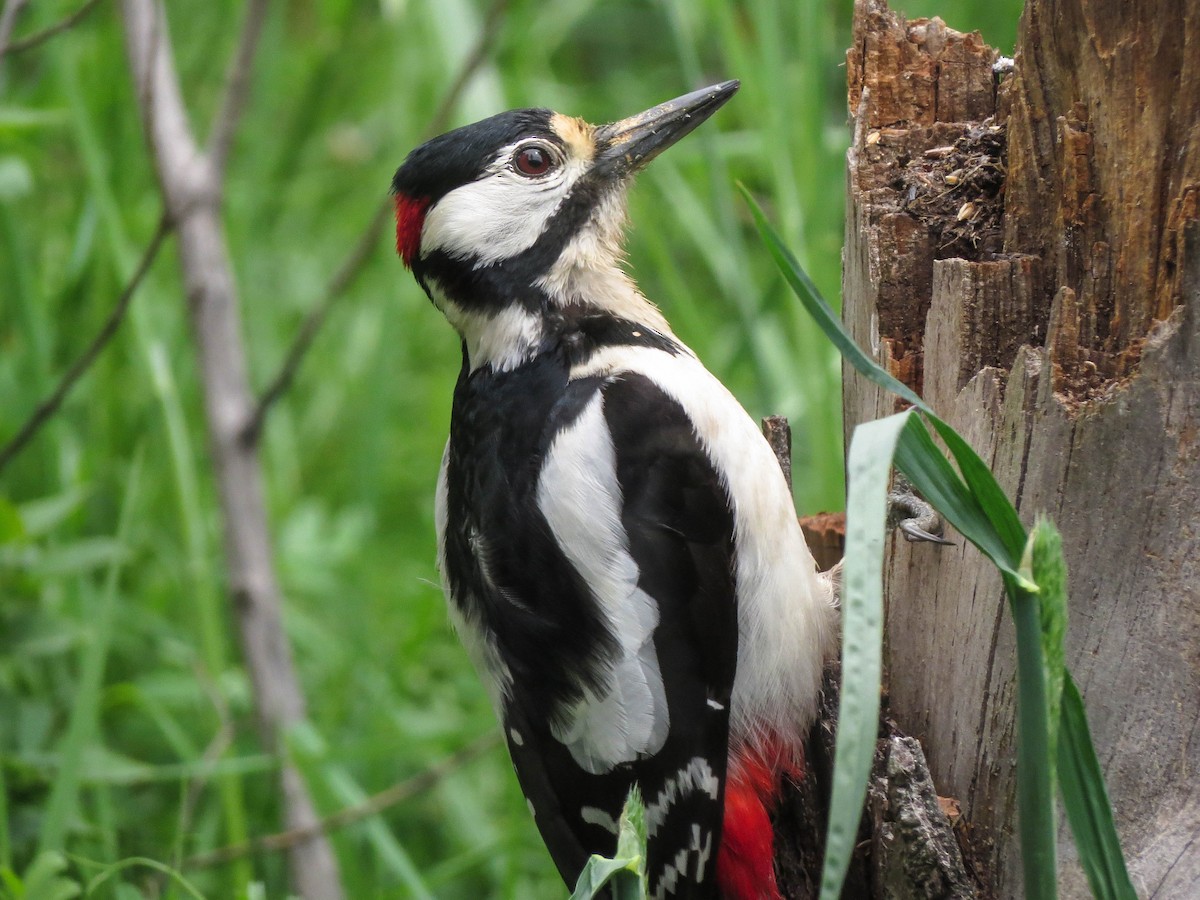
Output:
top-left (0, 0), bottom-right (1024, 897)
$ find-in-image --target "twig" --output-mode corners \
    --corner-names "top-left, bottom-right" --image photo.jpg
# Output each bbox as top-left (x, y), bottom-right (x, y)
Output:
top-left (0, 214), bottom-right (171, 476)
top-left (183, 731), bottom-right (500, 870)
top-left (1, 0), bottom-right (104, 57)
top-left (243, 0), bottom-right (511, 439)
top-left (207, 0), bottom-right (269, 182)
top-left (0, 0), bottom-right (29, 61)
top-left (120, 2), bottom-right (344, 896)
top-left (424, 0), bottom-right (510, 138)
top-left (242, 198), bottom-right (391, 442)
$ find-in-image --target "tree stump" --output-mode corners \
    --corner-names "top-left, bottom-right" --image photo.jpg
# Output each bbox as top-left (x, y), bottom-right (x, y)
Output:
top-left (843, 0), bottom-right (1200, 897)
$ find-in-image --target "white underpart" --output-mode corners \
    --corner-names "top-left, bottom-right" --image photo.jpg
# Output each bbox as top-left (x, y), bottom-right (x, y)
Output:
top-left (420, 147), bottom-right (591, 266)
top-left (537, 394), bottom-right (670, 774)
top-left (435, 443), bottom-right (513, 710)
top-left (571, 346), bottom-right (839, 756)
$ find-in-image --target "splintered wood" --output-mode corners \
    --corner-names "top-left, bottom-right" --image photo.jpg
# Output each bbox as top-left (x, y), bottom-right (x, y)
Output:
top-left (843, 3), bottom-right (1007, 413)
top-left (844, 0), bottom-right (1200, 898)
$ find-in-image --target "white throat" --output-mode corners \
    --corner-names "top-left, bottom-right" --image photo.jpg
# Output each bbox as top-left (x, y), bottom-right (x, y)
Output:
top-left (535, 191), bottom-right (672, 335)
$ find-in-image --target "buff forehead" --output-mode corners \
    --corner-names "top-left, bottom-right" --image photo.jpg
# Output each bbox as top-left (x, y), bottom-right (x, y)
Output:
top-left (550, 113), bottom-right (596, 162)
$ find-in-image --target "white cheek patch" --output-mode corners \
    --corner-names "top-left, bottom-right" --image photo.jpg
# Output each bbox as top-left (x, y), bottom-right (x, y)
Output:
top-left (420, 152), bottom-right (590, 267)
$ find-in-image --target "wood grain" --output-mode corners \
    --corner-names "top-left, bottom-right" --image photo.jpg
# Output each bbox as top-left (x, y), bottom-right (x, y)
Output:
top-left (843, 1), bottom-right (1200, 896)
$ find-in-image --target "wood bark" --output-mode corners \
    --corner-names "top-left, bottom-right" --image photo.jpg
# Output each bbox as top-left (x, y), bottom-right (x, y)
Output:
top-left (843, 1), bottom-right (1200, 897)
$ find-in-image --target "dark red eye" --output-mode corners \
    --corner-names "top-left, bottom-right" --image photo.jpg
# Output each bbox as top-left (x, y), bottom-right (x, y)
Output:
top-left (514, 145), bottom-right (554, 177)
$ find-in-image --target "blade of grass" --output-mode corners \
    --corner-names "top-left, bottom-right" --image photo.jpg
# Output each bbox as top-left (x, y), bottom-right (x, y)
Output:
top-left (0, 762), bottom-right (9, 871)
top-left (1058, 674), bottom-right (1138, 900)
top-left (37, 451), bottom-right (143, 855)
top-left (1023, 518), bottom-right (1067, 764)
top-left (894, 415), bottom-right (1034, 589)
top-left (925, 416), bottom-right (1027, 562)
top-left (146, 343), bottom-right (253, 886)
top-left (820, 408), bottom-right (912, 899)
top-left (739, 183), bottom-right (926, 412)
top-left (570, 788), bottom-right (647, 900)
top-left (1007, 572), bottom-right (1057, 900)
top-left (81, 856), bottom-right (206, 899)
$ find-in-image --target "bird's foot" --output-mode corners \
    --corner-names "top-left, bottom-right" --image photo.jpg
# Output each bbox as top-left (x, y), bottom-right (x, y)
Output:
top-left (886, 474), bottom-right (954, 545)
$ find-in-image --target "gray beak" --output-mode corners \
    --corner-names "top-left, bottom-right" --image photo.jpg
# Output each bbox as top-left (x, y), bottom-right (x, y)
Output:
top-left (593, 80), bottom-right (740, 179)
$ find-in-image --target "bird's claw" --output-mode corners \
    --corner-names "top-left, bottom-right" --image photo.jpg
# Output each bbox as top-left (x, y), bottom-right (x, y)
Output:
top-left (898, 518), bottom-right (956, 545)
top-left (887, 475), bottom-right (955, 546)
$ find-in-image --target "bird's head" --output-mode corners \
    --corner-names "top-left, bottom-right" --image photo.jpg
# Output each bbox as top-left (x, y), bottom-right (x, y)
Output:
top-left (392, 81), bottom-right (739, 369)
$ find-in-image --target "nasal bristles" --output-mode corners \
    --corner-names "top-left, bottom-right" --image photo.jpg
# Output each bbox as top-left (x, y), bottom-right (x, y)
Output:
top-left (394, 193), bottom-right (431, 268)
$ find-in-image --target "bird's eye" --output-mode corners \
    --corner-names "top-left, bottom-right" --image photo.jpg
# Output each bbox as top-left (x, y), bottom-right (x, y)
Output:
top-left (513, 145), bottom-right (555, 177)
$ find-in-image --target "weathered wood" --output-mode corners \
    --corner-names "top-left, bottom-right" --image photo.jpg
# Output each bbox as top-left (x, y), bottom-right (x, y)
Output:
top-left (869, 732), bottom-right (978, 900)
top-left (844, 1), bottom-right (1200, 897)
top-left (764, 414), bottom-right (795, 491)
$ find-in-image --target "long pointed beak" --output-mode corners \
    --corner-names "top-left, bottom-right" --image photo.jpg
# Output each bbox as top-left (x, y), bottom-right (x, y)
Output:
top-left (593, 80), bottom-right (739, 179)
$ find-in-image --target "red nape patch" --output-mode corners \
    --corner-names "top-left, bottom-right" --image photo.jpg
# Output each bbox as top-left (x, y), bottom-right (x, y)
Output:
top-left (394, 193), bottom-right (431, 268)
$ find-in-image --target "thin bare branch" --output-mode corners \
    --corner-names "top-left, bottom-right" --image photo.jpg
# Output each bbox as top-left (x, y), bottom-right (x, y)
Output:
top-left (0, 0), bottom-right (28, 61)
top-left (0, 214), bottom-right (171, 476)
top-left (120, 1), bottom-right (343, 895)
top-left (207, 0), bottom-right (269, 182)
top-left (242, 197), bottom-right (391, 442)
top-left (243, 0), bottom-right (511, 439)
top-left (1, 0), bottom-right (104, 57)
top-left (183, 731), bottom-right (500, 870)
top-left (425, 0), bottom-right (510, 138)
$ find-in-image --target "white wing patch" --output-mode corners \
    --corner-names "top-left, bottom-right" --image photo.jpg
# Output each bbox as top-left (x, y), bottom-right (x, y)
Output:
top-left (571, 346), bottom-right (839, 758)
top-left (537, 394), bottom-right (670, 774)
top-left (580, 805), bottom-right (619, 835)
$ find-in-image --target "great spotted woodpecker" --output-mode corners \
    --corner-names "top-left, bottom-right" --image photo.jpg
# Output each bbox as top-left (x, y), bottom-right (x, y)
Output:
top-left (392, 81), bottom-right (838, 899)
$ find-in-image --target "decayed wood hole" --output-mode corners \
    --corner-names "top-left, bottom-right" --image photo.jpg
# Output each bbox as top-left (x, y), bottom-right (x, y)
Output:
top-left (843, 0), bottom-right (1200, 897)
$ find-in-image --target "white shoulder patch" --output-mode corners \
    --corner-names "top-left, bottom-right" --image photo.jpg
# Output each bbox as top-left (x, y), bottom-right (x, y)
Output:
top-left (536, 394), bottom-right (670, 774)
top-left (570, 346), bottom-right (839, 754)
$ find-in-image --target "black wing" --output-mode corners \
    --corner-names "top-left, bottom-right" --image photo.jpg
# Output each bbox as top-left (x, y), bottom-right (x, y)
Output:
top-left (502, 372), bottom-right (739, 898)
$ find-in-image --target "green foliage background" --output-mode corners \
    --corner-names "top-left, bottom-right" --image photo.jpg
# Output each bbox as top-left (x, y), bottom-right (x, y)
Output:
top-left (1, 0), bottom-right (1020, 896)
